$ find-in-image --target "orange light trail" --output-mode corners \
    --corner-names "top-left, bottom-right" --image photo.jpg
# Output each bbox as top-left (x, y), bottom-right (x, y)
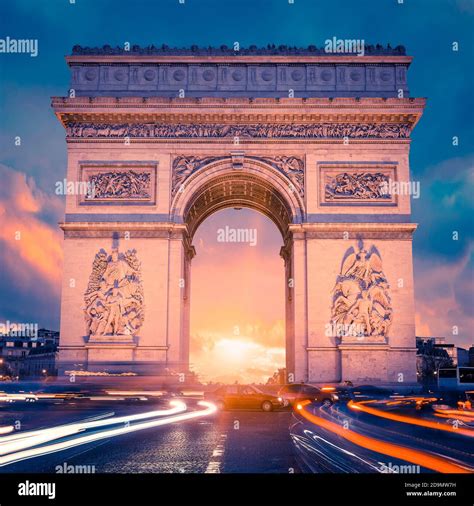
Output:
top-left (434, 413), bottom-right (474, 423)
top-left (348, 400), bottom-right (474, 438)
top-left (385, 397), bottom-right (438, 406)
top-left (296, 401), bottom-right (472, 474)
top-left (432, 407), bottom-right (474, 419)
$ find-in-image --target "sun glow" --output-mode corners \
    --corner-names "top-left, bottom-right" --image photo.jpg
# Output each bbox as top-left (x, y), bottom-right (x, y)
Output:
top-left (215, 338), bottom-right (259, 362)
top-left (190, 334), bottom-right (285, 384)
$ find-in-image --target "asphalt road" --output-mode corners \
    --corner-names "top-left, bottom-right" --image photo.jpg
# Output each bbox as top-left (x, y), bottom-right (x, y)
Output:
top-left (0, 400), bottom-right (299, 473)
top-left (1, 389), bottom-right (473, 475)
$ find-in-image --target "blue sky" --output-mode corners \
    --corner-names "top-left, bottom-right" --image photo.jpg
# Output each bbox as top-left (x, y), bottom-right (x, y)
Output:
top-left (0, 0), bottom-right (472, 348)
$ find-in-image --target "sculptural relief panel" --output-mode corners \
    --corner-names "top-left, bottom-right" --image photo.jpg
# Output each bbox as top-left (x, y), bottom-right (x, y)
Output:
top-left (330, 242), bottom-right (393, 344)
top-left (84, 247), bottom-right (145, 339)
top-left (78, 162), bottom-right (157, 205)
top-left (320, 164), bottom-right (397, 206)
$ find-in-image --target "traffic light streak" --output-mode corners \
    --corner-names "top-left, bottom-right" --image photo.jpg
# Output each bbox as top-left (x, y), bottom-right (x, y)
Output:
top-left (296, 401), bottom-right (472, 474)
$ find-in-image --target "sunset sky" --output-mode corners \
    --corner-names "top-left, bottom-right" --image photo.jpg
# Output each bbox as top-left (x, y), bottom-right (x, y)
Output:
top-left (0, 0), bottom-right (472, 382)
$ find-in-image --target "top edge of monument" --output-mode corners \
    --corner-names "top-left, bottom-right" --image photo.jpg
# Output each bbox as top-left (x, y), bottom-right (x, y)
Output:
top-left (70, 43), bottom-right (407, 57)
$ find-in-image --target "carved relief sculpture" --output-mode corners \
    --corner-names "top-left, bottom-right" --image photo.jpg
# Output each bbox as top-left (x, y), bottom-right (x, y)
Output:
top-left (267, 156), bottom-right (304, 196)
top-left (172, 155), bottom-right (305, 197)
top-left (331, 243), bottom-right (392, 343)
top-left (84, 248), bottom-right (144, 337)
top-left (86, 170), bottom-right (151, 200)
top-left (67, 122), bottom-right (411, 140)
top-left (172, 156), bottom-right (225, 195)
top-left (325, 172), bottom-right (391, 201)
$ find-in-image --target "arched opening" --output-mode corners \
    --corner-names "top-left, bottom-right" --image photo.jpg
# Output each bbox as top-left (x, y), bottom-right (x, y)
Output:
top-left (173, 161), bottom-right (302, 384)
top-left (189, 208), bottom-right (285, 384)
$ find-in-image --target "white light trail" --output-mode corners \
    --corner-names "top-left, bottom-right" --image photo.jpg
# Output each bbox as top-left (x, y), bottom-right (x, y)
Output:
top-left (0, 400), bottom-right (187, 456)
top-left (0, 401), bottom-right (216, 467)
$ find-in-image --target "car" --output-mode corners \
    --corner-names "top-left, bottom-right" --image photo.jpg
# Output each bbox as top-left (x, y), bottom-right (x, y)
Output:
top-left (204, 385), bottom-right (283, 412)
top-left (277, 384), bottom-right (339, 407)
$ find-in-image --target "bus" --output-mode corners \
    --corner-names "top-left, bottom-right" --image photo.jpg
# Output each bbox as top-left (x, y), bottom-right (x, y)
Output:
top-left (437, 367), bottom-right (474, 390)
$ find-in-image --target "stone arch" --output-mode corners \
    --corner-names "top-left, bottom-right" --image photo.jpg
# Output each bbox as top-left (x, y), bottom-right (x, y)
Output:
top-left (170, 157), bottom-right (305, 239)
top-left (170, 156), bottom-right (302, 379)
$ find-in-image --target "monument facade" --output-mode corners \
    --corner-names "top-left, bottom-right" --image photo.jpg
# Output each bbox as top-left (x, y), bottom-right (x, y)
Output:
top-left (52, 44), bottom-right (425, 383)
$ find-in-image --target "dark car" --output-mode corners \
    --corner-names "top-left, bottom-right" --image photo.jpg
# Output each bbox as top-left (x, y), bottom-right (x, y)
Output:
top-left (204, 385), bottom-right (283, 412)
top-left (277, 384), bottom-right (339, 407)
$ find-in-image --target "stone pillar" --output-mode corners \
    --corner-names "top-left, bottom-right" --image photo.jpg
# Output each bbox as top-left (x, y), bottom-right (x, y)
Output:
top-left (302, 223), bottom-right (417, 384)
top-left (305, 232), bottom-right (342, 383)
top-left (165, 227), bottom-right (190, 371)
top-left (281, 235), bottom-right (294, 383)
top-left (291, 228), bottom-right (309, 383)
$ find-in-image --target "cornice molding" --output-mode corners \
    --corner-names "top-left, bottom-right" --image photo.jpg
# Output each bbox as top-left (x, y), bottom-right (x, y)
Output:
top-left (291, 222), bottom-right (417, 240)
top-left (52, 97), bottom-right (426, 133)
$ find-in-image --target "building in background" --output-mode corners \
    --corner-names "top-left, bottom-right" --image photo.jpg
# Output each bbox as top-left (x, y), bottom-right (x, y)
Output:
top-left (38, 328), bottom-right (60, 348)
top-left (416, 336), bottom-right (472, 385)
top-left (0, 329), bottom-right (59, 379)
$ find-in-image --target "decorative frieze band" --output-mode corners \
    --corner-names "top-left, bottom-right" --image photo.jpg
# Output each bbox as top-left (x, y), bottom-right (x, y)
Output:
top-left (66, 122), bottom-right (411, 139)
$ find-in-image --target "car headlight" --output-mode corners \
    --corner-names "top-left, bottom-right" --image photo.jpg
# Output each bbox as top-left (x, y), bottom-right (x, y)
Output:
top-left (277, 397), bottom-right (282, 402)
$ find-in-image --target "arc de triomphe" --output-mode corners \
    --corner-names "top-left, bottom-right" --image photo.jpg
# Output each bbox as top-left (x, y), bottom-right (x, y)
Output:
top-left (53, 44), bottom-right (425, 383)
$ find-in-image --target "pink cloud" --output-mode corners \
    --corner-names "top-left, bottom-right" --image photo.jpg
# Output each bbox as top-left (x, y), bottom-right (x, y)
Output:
top-left (414, 248), bottom-right (473, 348)
top-left (0, 164), bottom-right (63, 304)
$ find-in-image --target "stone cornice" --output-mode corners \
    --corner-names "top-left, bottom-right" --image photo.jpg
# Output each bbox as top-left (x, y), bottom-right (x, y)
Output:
top-left (60, 221), bottom-right (195, 257)
top-left (291, 222), bottom-right (417, 240)
top-left (52, 97), bottom-right (426, 131)
top-left (67, 54), bottom-right (413, 64)
top-left (60, 221), bottom-right (417, 240)
top-left (60, 221), bottom-right (186, 236)
top-left (52, 96), bottom-right (425, 109)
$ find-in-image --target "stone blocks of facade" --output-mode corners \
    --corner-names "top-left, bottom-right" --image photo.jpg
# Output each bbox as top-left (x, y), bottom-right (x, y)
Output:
top-left (53, 52), bottom-right (424, 382)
